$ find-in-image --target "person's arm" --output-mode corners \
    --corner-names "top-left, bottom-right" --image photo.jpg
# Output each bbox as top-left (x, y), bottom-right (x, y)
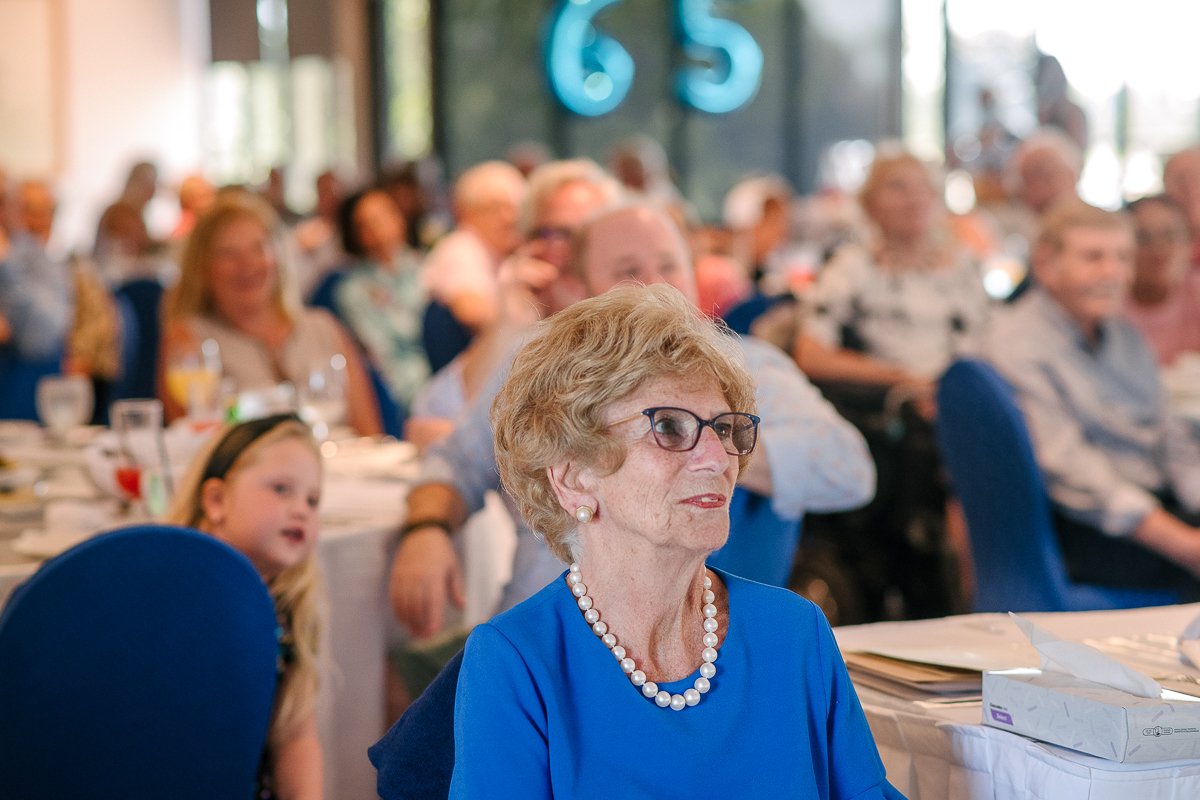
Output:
top-left (739, 338), bottom-right (876, 516)
top-left (992, 348), bottom-right (1160, 537)
top-left (450, 625), bottom-right (552, 799)
top-left (793, 331), bottom-right (920, 388)
top-left (271, 712), bottom-right (324, 800)
top-left (388, 359), bottom-right (512, 635)
top-left (1132, 508), bottom-right (1200, 578)
top-left (388, 481), bottom-right (469, 637)
top-left (330, 320), bottom-right (383, 436)
top-left (810, 607), bottom-right (897, 799)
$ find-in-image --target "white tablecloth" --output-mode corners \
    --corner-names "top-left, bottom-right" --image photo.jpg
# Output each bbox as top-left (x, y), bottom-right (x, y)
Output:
top-left (0, 439), bottom-right (413, 800)
top-left (836, 604), bottom-right (1200, 799)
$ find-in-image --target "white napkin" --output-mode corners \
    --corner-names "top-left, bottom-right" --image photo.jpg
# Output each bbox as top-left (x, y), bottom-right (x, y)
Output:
top-left (1178, 613), bottom-right (1200, 670)
top-left (1009, 612), bottom-right (1162, 698)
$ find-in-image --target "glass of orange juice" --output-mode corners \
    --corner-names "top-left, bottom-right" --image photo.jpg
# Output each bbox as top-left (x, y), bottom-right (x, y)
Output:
top-left (165, 338), bottom-right (222, 420)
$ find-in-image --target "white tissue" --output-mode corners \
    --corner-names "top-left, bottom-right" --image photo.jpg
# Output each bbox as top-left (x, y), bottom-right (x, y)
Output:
top-left (1008, 612), bottom-right (1162, 699)
top-left (1179, 613), bottom-right (1200, 670)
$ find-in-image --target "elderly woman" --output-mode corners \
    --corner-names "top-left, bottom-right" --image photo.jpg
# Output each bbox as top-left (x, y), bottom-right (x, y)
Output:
top-left (160, 192), bottom-right (381, 434)
top-left (1124, 194), bottom-right (1200, 365)
top-left (450, 284), bottom-right (897, 797)
top-left (795, 146), bottom-right (991, 398)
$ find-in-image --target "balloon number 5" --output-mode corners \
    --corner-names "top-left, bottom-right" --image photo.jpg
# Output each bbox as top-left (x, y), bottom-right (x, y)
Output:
top-left (545, 0), bottom-right (763, 117)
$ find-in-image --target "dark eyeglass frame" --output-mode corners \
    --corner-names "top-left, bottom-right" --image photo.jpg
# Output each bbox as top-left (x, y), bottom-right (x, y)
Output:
top-left (609, 406), bottom-right (761, 456)
top-left (528, 225), bottom-right (573, 242)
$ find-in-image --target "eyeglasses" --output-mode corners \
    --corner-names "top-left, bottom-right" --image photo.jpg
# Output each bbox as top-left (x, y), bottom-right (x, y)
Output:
top-left (609, 407), bottom-right (760, 456)
top-left (529, 225), bottom-right (573, 243)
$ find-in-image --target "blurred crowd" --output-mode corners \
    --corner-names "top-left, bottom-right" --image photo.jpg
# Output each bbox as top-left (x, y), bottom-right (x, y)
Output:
top-left (4, 119), bottom-right (1200, 623)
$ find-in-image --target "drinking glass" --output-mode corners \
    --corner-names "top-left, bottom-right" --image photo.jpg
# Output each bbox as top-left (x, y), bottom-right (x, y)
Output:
top-left (165, 338), bottom-right (223, 420)
top-left (299, 353), bottom-right (348, 441)
top-left (111, 398), bottom-right (171, 516)
top-left (36, 375), bottom-right (94, 440)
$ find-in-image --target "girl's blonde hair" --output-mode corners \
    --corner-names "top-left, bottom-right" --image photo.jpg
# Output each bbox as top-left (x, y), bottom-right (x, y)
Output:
top-left (164, 415), bottom-right (322, 744)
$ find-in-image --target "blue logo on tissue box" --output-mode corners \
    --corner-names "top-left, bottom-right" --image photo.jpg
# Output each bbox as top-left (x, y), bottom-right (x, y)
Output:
top-left (990, 708), bottom-right (1013, 725)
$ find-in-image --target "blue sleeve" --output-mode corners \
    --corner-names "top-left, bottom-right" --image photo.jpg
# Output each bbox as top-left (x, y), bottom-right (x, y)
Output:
top-left (418, 364), bottom-right (507, 515)
top-left (811, 609), bottom-right (904, 799)
top-left (450, 624), bottom-right (553, 800)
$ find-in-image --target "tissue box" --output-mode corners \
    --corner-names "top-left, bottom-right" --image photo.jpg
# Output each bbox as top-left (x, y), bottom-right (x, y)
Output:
top-left (983, 668), bottom-right (1200, 762)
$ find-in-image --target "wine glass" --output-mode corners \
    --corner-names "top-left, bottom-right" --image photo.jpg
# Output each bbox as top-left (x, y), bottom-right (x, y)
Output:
top-left (165, 338), bottom-right (223, 420)
top-left (111, 399), bottom-right (170, 517)
top-left (36, 375), bottom-right (94, 440)
top-left (299, 353), bottom-right (348, 441)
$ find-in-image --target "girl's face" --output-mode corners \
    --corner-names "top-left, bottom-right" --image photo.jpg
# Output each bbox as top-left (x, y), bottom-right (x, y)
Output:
top-left (202, 437), bottom-right (321, 580)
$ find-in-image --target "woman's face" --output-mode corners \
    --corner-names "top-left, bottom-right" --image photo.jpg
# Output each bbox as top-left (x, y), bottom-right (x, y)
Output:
top-left (353, 191), bottom-right (406, 263)
top-left (202, 437), bottom-right (321, 580)
top-left (1132, 201), bottom-right (1189, 291)
top-left (581, 374), bottom-right (740, 559)
top-left (207, 215), bottom-right (278, 317)
top-left (864, 160), bottom-right (936, 240)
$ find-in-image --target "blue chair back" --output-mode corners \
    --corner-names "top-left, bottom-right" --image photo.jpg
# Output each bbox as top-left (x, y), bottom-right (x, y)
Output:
top-left (0, 525), bottom-right (279, 799)
top-left (707, 487), bottom-right (802, 586)
top-left (0, 343), bottom-right (63, 420)
top-left (936, 359), bottom-right (1178, 612)
top-left (111, 278), bottom-right (165, 403)
top-left (371, 648), bottom-right (463, 799)
top-left (422, 300), bottom-right (473, 374)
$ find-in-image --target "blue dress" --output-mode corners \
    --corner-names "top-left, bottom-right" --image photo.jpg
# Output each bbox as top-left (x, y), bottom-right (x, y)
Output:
top-left (451, 569), bottom-right (901, 798)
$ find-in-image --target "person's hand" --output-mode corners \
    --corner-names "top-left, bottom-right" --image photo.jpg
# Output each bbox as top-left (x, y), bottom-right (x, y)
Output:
top-left (388, 525), bottom-right (465, 638)
top-left (0, 226), bottom-right (9, 262)
top-left (894, 377), bottom-right (937, 422)
top-left (0, 312), bottom-right (10, 346)
top-left (495, 250), bottom-right (559, 327)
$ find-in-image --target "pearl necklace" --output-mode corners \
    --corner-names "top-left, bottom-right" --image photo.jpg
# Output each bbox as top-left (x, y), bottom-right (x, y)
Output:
top-left (567, 562), bottom-right (718, 711)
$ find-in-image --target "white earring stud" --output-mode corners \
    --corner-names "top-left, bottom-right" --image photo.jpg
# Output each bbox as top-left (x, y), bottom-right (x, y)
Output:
top-left (575, 505), bottom-right (594, 524)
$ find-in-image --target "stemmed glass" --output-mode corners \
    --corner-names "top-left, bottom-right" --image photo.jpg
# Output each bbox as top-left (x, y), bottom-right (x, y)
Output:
top-left (110, 398), bottom-right (171, 517)
top-left (164, 338), bottom-right (223, 421)
top-left (36, 375), bottom-right (94, 441)
top-left (299, 353), bottom-right (348, 441)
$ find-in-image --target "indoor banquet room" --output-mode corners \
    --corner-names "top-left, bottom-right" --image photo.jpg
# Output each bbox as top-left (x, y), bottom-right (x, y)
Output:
top-left (6, 0), bottom-right (1200, 798)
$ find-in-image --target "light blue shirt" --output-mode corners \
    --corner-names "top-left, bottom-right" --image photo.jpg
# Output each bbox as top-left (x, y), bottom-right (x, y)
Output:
top-left (0, 233), bottom-right (72, 360)
top-left (985, 289), bottom-right (1200, 536)
top-left (420, 330), bottom-right (875, 607)
top-left (451, 569), bottom-right (898, 799)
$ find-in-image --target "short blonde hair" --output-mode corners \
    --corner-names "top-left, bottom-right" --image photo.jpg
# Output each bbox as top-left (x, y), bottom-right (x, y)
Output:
top-left (857, 145), bottom-right (940, 221)
top-left (491, 283), bottom-right (756, 563)
top-left (167, 192), bottom-right (297, 325)
top-left (164, 416), bottom-right (323, 744)
top-left (518, 158), bottom-right (622, 235)
top-left (1036, 200), bottom-right (1131, 253)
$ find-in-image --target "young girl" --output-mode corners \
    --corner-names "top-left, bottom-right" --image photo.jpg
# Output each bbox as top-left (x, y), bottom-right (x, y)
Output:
top-left (166, 413), bottom-right (325, 800)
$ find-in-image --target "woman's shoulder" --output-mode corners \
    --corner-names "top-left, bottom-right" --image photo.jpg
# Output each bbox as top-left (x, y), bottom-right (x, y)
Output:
top-left (721, 570), bottom-right (827, 627)
top-left (470, 574), bottom-right (570, 651)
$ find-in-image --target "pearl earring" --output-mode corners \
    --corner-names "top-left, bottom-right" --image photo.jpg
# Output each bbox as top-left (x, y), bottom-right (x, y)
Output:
top-left (574, 506), bottom-right (594, 524)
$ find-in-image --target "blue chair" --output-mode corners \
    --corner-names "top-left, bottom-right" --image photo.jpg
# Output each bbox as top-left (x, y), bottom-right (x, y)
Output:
top-left (371, 648), bottom-right (464, 799)
top-left (0, 525), bottom-right (279, 799)
top-left (422, 300), bottom-right (473, 374)
top-left (111, 277), bottom-right (165, 403)
top-left (0, 343), bottom-right (63, 421)
top-left (935, 359), bottom-right (1180, 612)
top-left (708, 487), bottom-right (802, 587)
top-left (306, 268), bottom-right (347, 318)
